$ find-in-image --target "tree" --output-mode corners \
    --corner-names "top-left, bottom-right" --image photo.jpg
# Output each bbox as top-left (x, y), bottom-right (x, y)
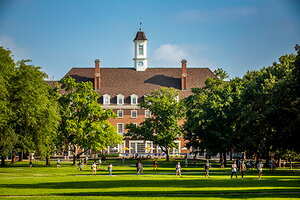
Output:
top-left (239, 46), bottom-right (300, 159)
top-left (0, 47), bottom-right (17, 166)
top-left (58, 77), bottom-right (123, 165)
top-left (10, 60), bottom-right (61, 164)
top-left (184, 70), bottom-right (243, 165)
top-left (0, 46), bottom-right (61, 166)
top-left (126, 87), bottom-right (184, 161)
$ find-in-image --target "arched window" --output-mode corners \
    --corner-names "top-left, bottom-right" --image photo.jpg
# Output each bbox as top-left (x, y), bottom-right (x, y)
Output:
top-left (117, 94), bottom-right (124, 105)
top-left (103, 94), bottom-right (110, 105)
top-left (130, 94), bottom-right (138, 105)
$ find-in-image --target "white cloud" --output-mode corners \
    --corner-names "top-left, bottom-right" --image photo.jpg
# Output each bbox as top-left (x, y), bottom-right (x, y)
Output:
top-left (152, 43), bottom-right (215, 67)
top-left (153, 44), bottom-right (187, 65)
top-left (0, 35), bottom-right (29, 61)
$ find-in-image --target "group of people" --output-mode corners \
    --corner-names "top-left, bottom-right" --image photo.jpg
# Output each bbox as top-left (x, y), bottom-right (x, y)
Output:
top-left (230, 160), bottom-right (264, 179)
top-left (28, 155), bottom-right (269, 179)
top-left (175, 159), bottom-right (265, 179)
top-left (90, 162), bottom-right (113, 175)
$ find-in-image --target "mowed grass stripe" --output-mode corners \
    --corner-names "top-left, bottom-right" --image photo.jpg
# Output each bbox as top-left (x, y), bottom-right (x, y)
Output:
top-left (0, 160), bottom-right (299, 199)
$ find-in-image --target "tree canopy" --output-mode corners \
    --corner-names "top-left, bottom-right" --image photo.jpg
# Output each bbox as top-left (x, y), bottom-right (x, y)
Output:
top-left (0, 46), bottom-right (61, 166)
top-left (126, 87), bottom-right (184, 161)
top-left (58, 77), bottom-right (123, 165)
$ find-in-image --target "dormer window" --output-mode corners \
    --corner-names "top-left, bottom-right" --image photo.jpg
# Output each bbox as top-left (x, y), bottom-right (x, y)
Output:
top-left (117, 94), bottom-right (124, 105)
top-left (103, 94), bottom-right (110, 105)
top-left (130, 94), bottom-right (138, 105)
top-left (138, 44), bottom-right (143, 55)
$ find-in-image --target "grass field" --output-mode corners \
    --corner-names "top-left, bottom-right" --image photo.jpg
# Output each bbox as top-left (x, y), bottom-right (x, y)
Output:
top-left (0, 159), bottom-right (299, 200)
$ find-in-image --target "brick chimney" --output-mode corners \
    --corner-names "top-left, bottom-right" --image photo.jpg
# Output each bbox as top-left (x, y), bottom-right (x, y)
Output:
top-left (94, 59), bottom-right (101, 90)
top-left (181, 59), bottom-right (187, 90)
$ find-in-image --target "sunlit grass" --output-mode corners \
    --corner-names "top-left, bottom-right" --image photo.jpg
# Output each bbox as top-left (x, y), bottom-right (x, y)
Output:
top-left (0, 159), bottom-right (299, 199)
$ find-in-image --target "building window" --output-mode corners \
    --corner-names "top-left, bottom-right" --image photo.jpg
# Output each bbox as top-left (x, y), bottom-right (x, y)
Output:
top-left (117, 123), bottom-right (124, 135)
top-left (133, 123), bottom-right (138, 127)
top-left (117, 94), bottom-right (124, 105)
top-left (131, 110), bottom-right (137, 118)
top-left (145, 110), bottom-right (151, 118)
top-left (138, 44), bottom-right (143, 55)
top-left (103, 94), bottom-right (110, 105)
top-left (130, 94), bottom-right (138, 105)
top-left (117, 110), bottom-right (123, 118)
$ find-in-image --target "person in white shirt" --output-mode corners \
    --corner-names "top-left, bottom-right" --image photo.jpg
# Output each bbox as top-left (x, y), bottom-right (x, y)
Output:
top-left (108, 163), bottom-right (113, 176)
top-left (57, 158), bottom-right (61, 168)
top-left (91, 162), bottom-right (97, 175)
top-left (257, 160), bottom-right (263, 179)
top-left (204, 159), bottom-right (211, 178)
top-left (231, 160), bottom-right (238, 178)
top-left (176, 162), bottom-right (182, 177)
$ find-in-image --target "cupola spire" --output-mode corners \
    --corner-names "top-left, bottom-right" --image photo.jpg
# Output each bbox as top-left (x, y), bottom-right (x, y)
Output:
top-left (133, 22), bottom-right (148, 71)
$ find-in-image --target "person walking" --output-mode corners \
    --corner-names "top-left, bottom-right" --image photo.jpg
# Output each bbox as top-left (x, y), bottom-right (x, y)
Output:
top-left (57, 158), bottom-right (61, 168)
top-left (176, 162), bottom-right (182, 177)
top-left (91, 162), bottom-right (97, 175)
top-left (220, 158), bottom-right (224, 169)
top-left (231, 161), bottom-right (238, 178)
top-left (184, 158), bottom-right (188, 167)
top-left (153, 160), bottom-right (158, 170)
top-left (241, 160), bottom-right (246, 179)
top-left (108, 163), bottom-right (113, 176)
top-left (78, 160), bottom-right (84, 171)
top-left (204, 159), bottom-right (211, 178)
top-left (257, 160), bottom-right (263, 179)
top-left (137, 160), bottom-right (143, 175)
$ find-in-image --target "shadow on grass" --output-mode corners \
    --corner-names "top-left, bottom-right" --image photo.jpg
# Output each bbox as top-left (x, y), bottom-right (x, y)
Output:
top-left (51, 190), bottom-right (300, 199)
top-left (1, 179), bottom-right (299, 189)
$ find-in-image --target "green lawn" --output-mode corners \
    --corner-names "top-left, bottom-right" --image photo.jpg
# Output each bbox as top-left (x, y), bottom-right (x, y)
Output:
top-left (0, 159), bottom-right (299, 200)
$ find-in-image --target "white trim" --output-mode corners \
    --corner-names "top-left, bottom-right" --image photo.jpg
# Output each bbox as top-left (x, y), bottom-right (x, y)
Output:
top-left (103, 94), bottom-right (110, 105)
top-left (117, 110), bottom-right (123, 118)
top-left (117, 123), bottom-right (124, 135)
top-left (130, 94), bottom-right (138, 105)
top-left (131, 110), bottom-right (137, 118)
top-left (101, 105), bottom-right (140, 109)
top-left (145, 110), bottom-right (151, 118)
top-left (117, 94), bottom-right (124, 105)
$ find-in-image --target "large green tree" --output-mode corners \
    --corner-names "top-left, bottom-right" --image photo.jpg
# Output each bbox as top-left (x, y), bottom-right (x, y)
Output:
top-left (184, 70), bottom-right (242, 164)
top-left (239, 46), bottom-right (300, 158)
top-left (0, 46), bottom-right (61, 166)
top-left (0, 47), bottom-right (17, 166)
top-left (126, 87), bottom-right (184, 161)
top-left (10, 60), bottom-right (61, 164)
top-left (58, 77), bottom-right (122, 165)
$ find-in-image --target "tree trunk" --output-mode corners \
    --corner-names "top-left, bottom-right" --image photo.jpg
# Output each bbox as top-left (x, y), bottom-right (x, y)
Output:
top-left (278, 158), bottom-right (281, 168)
top-left (229, 150), bottom-right (232, 161)
top-left (219, 152), bottom-right (222, 163)
top-left (223, 152), bottom-right (227, 167)
top-left (1, 156), bottom-right (6, 167)
top-left (11, 152), bottom-right (16, 164)
top-left (46, 154), bottom-right (51, 166)
top-left (18, 151), bottom-right (23, 162)
top-left (166, 148), bottom-right (170, 161)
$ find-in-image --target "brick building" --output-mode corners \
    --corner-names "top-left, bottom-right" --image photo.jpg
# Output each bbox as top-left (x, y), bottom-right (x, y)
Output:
top-left (61, 28), bottom-right (216, 156)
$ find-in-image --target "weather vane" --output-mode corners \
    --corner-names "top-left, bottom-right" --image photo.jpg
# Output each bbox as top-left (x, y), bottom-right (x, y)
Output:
top-left (139, 17), bottom-right (142, 31)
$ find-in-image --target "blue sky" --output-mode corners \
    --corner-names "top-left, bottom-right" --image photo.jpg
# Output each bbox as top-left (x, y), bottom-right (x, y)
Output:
top-left (0, 0), bottom-right (299, 80)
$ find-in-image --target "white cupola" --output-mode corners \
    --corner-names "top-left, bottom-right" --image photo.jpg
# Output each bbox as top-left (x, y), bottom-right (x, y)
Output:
top-left (133, 23), bottom-right (148, 71)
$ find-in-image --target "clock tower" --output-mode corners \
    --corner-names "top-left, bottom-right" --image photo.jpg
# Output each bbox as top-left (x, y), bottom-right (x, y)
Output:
top-left (133, 24), bottom-right (148, 71)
